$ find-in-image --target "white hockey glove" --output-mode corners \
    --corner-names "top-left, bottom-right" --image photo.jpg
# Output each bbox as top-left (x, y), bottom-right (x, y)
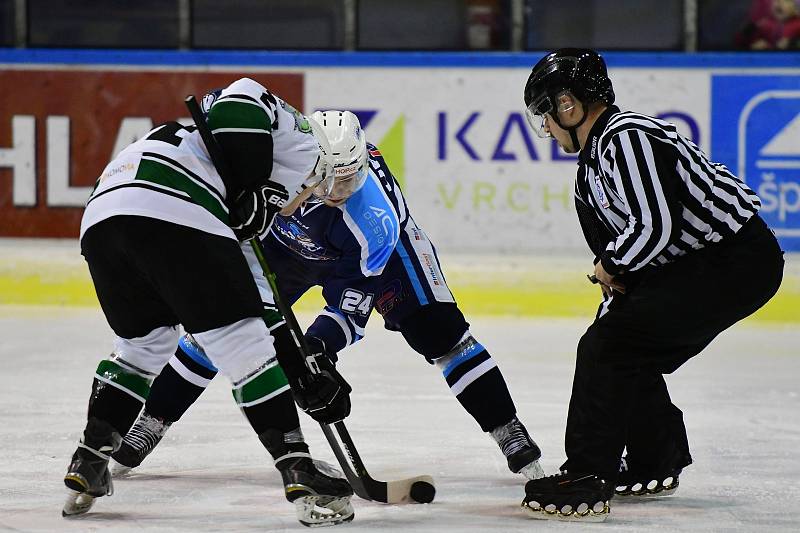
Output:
top-left (230, 180), bottom-right (289, 241)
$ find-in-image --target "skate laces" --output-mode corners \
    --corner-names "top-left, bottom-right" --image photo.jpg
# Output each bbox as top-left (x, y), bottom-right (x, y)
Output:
top-left (492, 417), bottom-right (533, 458)
top-left (122, 413), bottom-right (170, 454)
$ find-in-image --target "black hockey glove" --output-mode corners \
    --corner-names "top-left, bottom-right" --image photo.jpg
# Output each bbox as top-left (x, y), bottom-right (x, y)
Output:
top-left (290, 337), bottom-right (351, 425)
top-left (229, 180), bottom-right (289, 241)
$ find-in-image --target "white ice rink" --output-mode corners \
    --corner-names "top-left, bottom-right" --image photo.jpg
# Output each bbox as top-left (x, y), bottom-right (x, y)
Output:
top-left (1, 306), bottom-right (798, 532)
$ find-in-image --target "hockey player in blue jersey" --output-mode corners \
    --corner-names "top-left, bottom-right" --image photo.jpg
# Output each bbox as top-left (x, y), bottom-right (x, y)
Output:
top-left (112, 110), bottom-right (544, 482)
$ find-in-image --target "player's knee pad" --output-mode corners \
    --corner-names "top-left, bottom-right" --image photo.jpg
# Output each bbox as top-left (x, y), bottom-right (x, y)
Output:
top-left (192, 317), bottom-right (275, 382)
top-left (112, 325), bottom-right (181, 374)
top-left (95, 325), bottom-right (178, 405)
top-left (398, 302), bottom-right (470, 362)
top-left (190, 317), bottom-right (289, 409)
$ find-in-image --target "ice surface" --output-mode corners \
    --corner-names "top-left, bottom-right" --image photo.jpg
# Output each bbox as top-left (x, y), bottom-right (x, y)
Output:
top-left (1, 306), bottom-right (798, 532)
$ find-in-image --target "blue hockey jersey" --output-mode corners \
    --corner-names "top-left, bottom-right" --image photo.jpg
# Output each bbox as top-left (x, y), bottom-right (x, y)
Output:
top-left (262, 144), bottom-right (453, 355)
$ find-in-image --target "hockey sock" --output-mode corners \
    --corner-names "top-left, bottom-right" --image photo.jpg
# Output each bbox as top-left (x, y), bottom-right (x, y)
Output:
top-left (146, 335), bottom-right (218, 422)
top-left (259, 427), bottom-right (311, 466)
top-left (233, 355), bottom-right (299, 435)
top-left (88, 355), bottom-right (155, 436)
top-left (434, 335), bottom-right (517, 432)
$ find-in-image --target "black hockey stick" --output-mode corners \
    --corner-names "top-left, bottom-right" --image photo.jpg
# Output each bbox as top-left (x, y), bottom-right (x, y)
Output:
top-left (184, 95), bottom-right (434, 504)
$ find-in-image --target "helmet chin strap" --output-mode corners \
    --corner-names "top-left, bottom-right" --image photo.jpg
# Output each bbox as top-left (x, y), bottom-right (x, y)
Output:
top-left (553, 102), bottom-right (589, 152)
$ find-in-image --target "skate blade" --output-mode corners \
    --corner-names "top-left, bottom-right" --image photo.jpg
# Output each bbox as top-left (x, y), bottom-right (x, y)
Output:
top-left (295, 495), bottom-right (354, 528)
top-left (519, 460), bottom-right (545, 481)
top-left (62, 489), bottom-right (96, 517)
top-left (616, 478), bottom-right (679, 498)
top-left (521, 500), bottom-right (610, 522)
top-left (110, 459), bottom-right (134, 478)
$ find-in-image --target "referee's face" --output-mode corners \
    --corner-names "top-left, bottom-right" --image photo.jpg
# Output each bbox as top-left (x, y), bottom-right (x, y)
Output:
top-left (546, 114), bottom-right (577, 153)
top-left (546, 92), bottom-right (584, 154)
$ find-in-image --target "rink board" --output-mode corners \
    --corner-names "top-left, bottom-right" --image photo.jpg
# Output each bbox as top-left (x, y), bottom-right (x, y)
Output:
top-left (0, 239), bottom-right (797, 322)
top-left (0, 50), bottom-right (797, 320)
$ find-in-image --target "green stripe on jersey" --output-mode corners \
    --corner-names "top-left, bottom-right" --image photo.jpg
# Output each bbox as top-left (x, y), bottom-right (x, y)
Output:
top-left (136, 158), bottom-right (229, 224)
top-left (95, 359), bottom-right (153, 401)
top-left (209, 100), bottom-right (272, 132)
top-left (232, 361), bottom-right (289, 407)
top-left (262, 308), bottom-right (284, 330)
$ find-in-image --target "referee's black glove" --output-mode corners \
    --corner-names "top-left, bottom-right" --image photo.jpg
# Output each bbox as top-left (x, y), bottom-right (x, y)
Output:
top-left (230, 180), bottom-right (289, 241)
top-left (290, 337), bottom-right (351, 424)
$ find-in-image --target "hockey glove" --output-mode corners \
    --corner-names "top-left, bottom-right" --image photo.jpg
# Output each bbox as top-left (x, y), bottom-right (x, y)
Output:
top-left (291, 337), bottom-right (352, 425)
top-left (229, 180), bottom-right (289, 241)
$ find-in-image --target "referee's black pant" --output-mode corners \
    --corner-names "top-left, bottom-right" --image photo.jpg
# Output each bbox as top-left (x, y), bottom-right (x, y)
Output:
top-left (561, 214), bottom-right (784, 481)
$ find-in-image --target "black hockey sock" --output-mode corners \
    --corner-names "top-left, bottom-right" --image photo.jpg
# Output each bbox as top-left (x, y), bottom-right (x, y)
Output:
top-left (259, 427), bottom-right (311, 465)
top-left (146, 341), bottom-right (218, 423)
top-left (236, 322), bottom-right (304, 435)
top-left (88, 356), bottom-right (155, 436)
top-left (435, 340), bottom-right (517, 432)
top-left (242, 387), bottom-right (301, 435)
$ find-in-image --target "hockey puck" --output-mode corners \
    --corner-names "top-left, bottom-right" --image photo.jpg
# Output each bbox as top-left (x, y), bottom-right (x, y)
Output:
top-left (409, 481), bottom-right (436, 504)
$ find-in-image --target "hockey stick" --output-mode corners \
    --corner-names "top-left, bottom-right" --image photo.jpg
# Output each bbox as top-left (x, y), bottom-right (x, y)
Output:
top-left (184, 95), bottom-right (435, 504)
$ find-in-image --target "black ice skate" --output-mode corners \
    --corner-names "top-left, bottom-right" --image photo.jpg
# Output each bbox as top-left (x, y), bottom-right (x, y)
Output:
top-left (615, 451), bottom-right (692, 498)
top-left (260, 429), bottom-right (354, 527)
top-left (491, 416), bottom-right (544, 480)
top-left (522, 471), bottom-right (613, 522)
top-left (63, 417), bottom-right (122, 517)
top-left (111, 410), bottom-right (172, 477)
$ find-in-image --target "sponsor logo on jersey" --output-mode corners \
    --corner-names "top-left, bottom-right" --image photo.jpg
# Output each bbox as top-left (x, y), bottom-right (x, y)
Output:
top-left (100, 162), bottom-right (136, 183)
top-left (280, 100), bottom-right (312, 134)
top-left (712, 75), bottom-right (800, 250)
top-left (594, 175), bottom-right (610, 209)
top-left (272, 216), bottom-right (336, 261)
top-left (375, 279), bottom-right (403, 315)
top-left (421, 252), bottom-right (441, 286)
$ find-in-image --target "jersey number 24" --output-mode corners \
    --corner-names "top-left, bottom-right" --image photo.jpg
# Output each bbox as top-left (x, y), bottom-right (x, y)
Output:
top-left (340, 289), bottom-right (374, 317)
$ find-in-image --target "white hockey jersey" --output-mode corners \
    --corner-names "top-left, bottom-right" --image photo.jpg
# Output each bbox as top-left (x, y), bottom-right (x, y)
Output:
top-left (80, 78), bottom-right (319, 241)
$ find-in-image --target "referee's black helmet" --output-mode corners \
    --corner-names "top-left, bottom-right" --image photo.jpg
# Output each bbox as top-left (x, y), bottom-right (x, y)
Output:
top-left (524, 48), bottom-right (615, 119)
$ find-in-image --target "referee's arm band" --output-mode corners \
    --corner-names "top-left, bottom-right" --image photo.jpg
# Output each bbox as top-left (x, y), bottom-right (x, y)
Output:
top-left (600, 252), bottom-right (625, 276)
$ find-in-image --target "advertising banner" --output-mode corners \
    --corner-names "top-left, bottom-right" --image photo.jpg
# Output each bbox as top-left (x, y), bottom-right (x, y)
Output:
top-left (1, 55), bottom-right (795, 253)
top-left (306, 68), bottom-right (709, 253)
top-left (712, 74), bottom-right (800, 251)
top-left (0, 70), bottom-right (302, 237)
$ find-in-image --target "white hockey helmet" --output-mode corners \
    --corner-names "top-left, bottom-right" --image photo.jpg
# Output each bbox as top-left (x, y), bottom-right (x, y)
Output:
top-left (308, 110), bottom-right (369, 205)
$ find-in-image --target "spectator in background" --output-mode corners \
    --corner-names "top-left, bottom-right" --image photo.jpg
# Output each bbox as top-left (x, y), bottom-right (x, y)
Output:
top-left (736, 0), bottom-right (800, 49)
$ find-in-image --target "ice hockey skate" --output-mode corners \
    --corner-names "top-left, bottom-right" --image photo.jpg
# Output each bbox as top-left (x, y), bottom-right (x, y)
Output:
top-left (110, 410), bottom-right (171, 477)
top-left (261, 429), bottom-right (354, 527)
top-left (614, 451), bottom-right (692, 498)
top-left (62, 417), bottom-right (122, 517)
top-left (522, 471), bottom-right (613, 522)
top-left (491, 416), bottom-right (544, 480)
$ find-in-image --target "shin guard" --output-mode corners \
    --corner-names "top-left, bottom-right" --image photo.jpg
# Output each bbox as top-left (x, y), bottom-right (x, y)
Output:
top-left (434, 335), bottom-right (516, 432)
top-left (232, 356), bottom-right (299, 435)
top-left (145, 334), bottom-right (218, 422)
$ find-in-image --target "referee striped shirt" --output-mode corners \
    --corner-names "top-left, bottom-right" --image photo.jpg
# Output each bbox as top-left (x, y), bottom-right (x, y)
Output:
top-left (576, 105), bottom-right (761, 275)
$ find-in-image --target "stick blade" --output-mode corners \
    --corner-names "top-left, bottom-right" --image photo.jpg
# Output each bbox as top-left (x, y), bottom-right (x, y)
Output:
top-left (384, 475), bottom-right (436, 504)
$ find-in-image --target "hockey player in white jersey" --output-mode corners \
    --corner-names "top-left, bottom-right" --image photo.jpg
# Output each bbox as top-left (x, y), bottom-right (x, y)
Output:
top-left (63, 78), bottom-right (353, 527)
top-left (111, 110), bottom-right (545, 484)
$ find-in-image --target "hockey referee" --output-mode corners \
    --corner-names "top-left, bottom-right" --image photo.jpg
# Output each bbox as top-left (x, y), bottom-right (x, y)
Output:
top-left (520, 49), bottom-right (784, 521)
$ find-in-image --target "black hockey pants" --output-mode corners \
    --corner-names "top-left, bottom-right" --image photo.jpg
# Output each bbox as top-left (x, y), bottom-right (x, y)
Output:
top-left (561, 214), bottom-right (784, 481)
